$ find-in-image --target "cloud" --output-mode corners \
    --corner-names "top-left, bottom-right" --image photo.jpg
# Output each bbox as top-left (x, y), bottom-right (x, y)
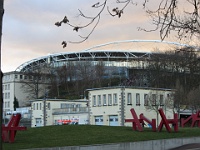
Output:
top-left (1, 0), bottom-right (181, 73)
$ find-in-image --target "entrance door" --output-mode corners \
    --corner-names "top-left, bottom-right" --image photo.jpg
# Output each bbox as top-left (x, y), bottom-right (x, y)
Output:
top-left (35, 118), bottom-right (42, 127)
top-left (95, 116), bottom-right (103, 125)
top-left (109, 115), bottom-right (118, 126)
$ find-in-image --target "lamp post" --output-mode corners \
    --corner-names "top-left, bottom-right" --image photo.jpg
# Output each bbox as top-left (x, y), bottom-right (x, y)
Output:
top-left (0, 0), bottom-right (4, 149)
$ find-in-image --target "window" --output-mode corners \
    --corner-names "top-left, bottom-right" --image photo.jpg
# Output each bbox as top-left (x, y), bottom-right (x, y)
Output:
top-left (136, 93), bottom-right (140, 106)
top-left (152, 94), bottom-right (156, 106)
top-left (113, 93), bottom-right (117, 105)
top-left (5, 93), bottom-right (7, 99)
top-left (20, 75), bottom-right (23, 80)
top-left (7, 92), bottom-right (10, 99)
top-left (8, 84), bottom-right (10, 90)
top-left (33, 103), bottom-right (35, 110)
top-left (144, 94), bottom-right (148, 106)
top-left (5, 85), bottom-right (7, 90)
top-left (127, 93), bottom-right (132, 105)
top-left (36, 103), bottom-right (38, 110)
top-left (8, 102), bottom-right (10, 108)
top-left (108, 94), bottom-right (112, 106)
top-left (93, 95), bottom-right (96, 106)
top-left (40, 103), bottom-right (42, 110)
top-left (160, 95), bottom-right (164, 106)
top-left (103, 94), bottom-right (107, 105)
top-left (47, 103), bottom-right (51, 110)
top-left (15, 75), bottom-right (18, 79)
top-left (98, 95), bottom-right (101, 106)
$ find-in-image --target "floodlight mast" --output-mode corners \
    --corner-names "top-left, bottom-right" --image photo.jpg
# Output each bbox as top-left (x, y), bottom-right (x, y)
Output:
top-left (0, 0), bottom-right (4, 149)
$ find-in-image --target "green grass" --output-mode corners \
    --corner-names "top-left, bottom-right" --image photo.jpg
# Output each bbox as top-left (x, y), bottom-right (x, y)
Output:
top-left (3, 125), bottom-right (200, 150)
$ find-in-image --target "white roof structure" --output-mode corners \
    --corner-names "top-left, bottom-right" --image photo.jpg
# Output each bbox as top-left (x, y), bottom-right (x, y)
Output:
top-left (16, 40), bottom-right (191, 72)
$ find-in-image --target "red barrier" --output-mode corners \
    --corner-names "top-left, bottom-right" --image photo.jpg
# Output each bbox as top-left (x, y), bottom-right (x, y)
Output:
top-left (158, 108), bottom-right (178, 132)
top-left (125, 108), bottom-right (156, 132)
top-left (2, 113), bottom-right (27, 143)
top-left (181, 110), bottom-right (200, 128)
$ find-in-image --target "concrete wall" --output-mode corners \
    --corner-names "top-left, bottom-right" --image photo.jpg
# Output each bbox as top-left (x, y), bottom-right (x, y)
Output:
top-left (23, 136), bottom-right (200, 150)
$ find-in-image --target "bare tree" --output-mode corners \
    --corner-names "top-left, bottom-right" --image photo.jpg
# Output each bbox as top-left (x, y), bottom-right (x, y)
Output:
top-left (145, 90), bottom-right (174, 126)
top-left (20, 64), bottom-right (53, 102)
top-left (187, 86), bottom-right (200, 113)
top-left (55, 0), bottom-right (200, 47)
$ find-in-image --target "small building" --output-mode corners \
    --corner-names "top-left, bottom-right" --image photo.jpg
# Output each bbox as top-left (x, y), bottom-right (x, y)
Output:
top-left (31, 99), bottom-right (89, 127)
top-left (88, 87), bottom-right (175, 127)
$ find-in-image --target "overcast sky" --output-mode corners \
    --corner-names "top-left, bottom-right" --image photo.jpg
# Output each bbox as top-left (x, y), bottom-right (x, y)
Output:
top-left (2, 0), bottom-right (181, 73)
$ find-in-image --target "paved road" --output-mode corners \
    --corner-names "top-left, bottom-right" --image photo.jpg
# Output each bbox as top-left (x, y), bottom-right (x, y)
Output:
top-left (169, 143), bottom-right (200, 150)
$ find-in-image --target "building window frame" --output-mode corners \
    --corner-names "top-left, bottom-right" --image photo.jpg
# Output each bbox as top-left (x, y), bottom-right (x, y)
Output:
top-left (93, 95), bottom-right (96, 107)
top-left (136, 93), bottom-right (140, 106)
top-left (103, 94), bottom-right (107, 106)
top-left (108, 94), bottom-right (112, 106)
top-left (127, 93), bottom-right (132, 105)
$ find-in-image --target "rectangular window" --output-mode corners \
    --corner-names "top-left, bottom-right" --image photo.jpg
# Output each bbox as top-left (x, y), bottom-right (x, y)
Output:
top-left (93, 95), bottom-right (96, 106)
top-left (127, 93), bottom-right (132, 105)
top-left (136, 93), bottom-right (140, 106)
top-left (8, 102), bottom-right (10, 108)
top-left (7, 84), bottom-right (10, 90)
top-left (20, 75), bottom-right (23, 80)
top-left (144, 94), bottom-right (148, 106)
top-left (5, 93), bottom-right (7, 99)
top-left (7, 92), bottom-right (10, 99)
top-left (33, 103), bottom-right (35, 110)
top-left (160, 95), bottom-right (164, 106)
top-left (36, 103), bottom-right (38, 110)
top-left (103, 94), bottom-right (107, 106)
top-left (15, 75), bottom-right (18, 79)
top-left (40, 103), bottom-right (42, 110)
top-left (113, 93), bottom-right (117, 105)
top-left (47, 103), bottom-right (51, 110)
top-left (152, 94), bottom-right (156, 106)
top-left (108, 94), bottom-right (112, 106)
top-left (98, 95), bottom-right (101, 106)
top-left (5, 85), bottom-right (7, 90)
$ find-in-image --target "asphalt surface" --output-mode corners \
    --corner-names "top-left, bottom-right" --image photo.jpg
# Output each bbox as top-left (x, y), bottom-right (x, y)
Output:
top-left (169, 143), bottom-right (200, 150)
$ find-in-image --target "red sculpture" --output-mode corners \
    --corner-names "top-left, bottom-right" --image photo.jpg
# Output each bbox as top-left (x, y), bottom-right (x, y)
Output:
top-left (157, 108), bottom-right (178, 132)
top-left (2, 113), bottom-right (27, 143)
top-left (125, 108), bottom-right (156, 132)
top-left (181, 110), bottom-right (200, 128)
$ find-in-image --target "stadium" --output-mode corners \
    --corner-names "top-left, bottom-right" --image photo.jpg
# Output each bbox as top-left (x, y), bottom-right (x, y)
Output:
top-left (15, 40), bottom-right (190, 73)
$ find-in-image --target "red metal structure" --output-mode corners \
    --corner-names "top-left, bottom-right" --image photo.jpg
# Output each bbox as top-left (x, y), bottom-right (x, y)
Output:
top-left (157, 108), bottom-right (178, 132)
top-left (139, 113), bottom-right (156, 132)
top-left (181, 110), bottom-right (200, 128)
top-left (2, 113), bottom-right (27, 143)
top-left (125, 108), bottom-right (156, 132)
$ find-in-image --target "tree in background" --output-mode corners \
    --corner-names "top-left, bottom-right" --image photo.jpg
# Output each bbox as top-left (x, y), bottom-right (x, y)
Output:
top-left (55, 0), bottom-right (200, 47)
top-left (13, 96), bottom-right (19, 111)
top-left (145, 90), bottom-right (174, 126)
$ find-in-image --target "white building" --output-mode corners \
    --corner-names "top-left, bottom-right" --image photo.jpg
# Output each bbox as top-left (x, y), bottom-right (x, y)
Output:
top-left (2, 71), bottom-right (47, 118)
top-left (88, 87), bottom-right (175, 127)
top-left (31, 99), bottom-right (89, 127)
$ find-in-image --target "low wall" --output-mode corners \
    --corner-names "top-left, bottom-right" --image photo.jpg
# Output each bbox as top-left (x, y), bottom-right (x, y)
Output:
top-left (24, 136), bottom-right (200, 150)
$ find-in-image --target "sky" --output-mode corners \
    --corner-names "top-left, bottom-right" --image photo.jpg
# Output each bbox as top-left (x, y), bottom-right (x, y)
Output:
top-left (1, 0), bottom-right (183, 73)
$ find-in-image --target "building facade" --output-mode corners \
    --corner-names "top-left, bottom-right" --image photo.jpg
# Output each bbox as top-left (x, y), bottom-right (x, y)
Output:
top-left (88, 87), bottom-right (175, 127)
top-left (31, 99), bottom-right (89, 127)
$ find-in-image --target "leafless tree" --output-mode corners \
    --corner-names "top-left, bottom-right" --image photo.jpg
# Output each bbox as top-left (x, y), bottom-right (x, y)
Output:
top-left (55, 0), bottom-right (200, 47)
top-left (187, 86), bottom-right (200, 113)
top-left (145, 90), bottom-right (174, 126)
top-left (20, 64), bottom-right (53, 102)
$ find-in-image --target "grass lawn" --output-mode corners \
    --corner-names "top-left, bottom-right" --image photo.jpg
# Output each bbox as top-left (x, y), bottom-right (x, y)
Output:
top-left (2, 125), bottom-right (200, 150)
